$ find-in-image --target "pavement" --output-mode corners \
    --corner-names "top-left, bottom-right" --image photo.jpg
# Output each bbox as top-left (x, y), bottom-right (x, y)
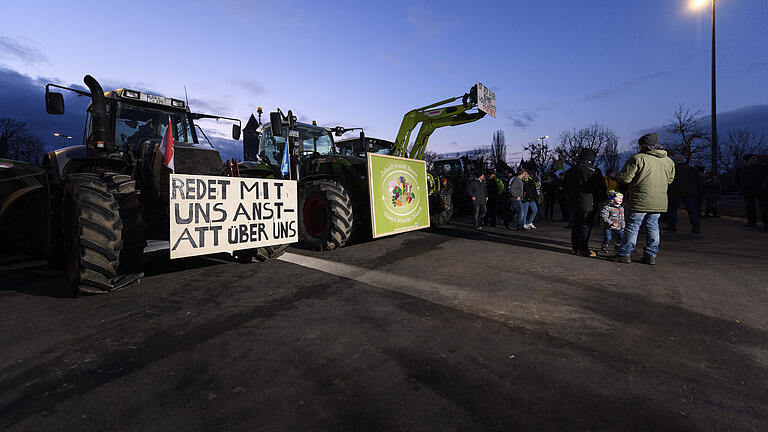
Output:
top-left (1, 211), bottom-right (767, 431)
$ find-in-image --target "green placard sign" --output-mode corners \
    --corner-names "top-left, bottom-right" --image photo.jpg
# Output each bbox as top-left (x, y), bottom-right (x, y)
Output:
top-left (367, 153), bottom-right (430, 238)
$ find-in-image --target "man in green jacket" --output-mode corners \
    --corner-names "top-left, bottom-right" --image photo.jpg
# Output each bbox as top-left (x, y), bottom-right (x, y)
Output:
top-left (608, 133), bottom-right (675, 265)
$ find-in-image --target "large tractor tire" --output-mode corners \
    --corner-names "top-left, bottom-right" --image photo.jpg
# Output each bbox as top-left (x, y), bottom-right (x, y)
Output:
top-left (233, 243), bottom-right (288, 263)
top-left (298, 179), bottom-right (353, 250)
top-left (63, 172), bottom-right (145, 296)
top-left (430, 187), bottom-right (454, 226)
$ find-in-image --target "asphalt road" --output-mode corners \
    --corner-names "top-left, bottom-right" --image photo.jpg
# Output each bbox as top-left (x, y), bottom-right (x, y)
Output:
top-left (1, 213), bottom-right (767, 431)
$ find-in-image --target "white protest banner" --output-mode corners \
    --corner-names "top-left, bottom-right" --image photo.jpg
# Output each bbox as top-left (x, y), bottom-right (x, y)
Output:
top-left (476, 82), bottom-right (497, 118)
top-left (169, 174), bottom-right (298, 259)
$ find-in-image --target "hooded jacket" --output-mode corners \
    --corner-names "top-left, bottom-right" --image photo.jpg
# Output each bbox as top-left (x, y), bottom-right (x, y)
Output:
top-left (668, 163), bottom-right (703, 198)
top-left (618, 149), bottom-right (675, 212)
top-left (565, 162), bottom-right (607, 212)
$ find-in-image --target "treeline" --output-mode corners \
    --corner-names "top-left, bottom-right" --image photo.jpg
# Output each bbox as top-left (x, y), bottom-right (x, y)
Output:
top-left (0, 117), bottom-right (44, 165)
top-left (518, 104), bottom-right (768, 175)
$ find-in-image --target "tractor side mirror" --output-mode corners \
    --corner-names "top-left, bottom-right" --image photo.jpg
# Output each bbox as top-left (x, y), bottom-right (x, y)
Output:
top-left (45, 91), bottom-right (65, 114)
top-left (361, 131), bottom-right (371, 151)
top-left (232, 123), bottom-right (241, 140)
top-left (269, 112), bottom-right (283, 136)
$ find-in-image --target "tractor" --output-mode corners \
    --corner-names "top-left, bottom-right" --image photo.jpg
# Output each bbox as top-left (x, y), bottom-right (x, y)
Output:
top-left (238, 83), bottom-right (492, 250)
top-left (42, 75), bottom-right (285, 296)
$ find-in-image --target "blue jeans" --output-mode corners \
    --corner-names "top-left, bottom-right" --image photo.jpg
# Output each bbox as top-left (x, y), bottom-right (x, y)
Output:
top-left (509, 199), bottom-right (524, 228)
top-left (522, 201), bottom-right (538, 224)
top-left (618, 212), bottom-right (661, 257)
top-left (602, 228), bottom-right (624, 247)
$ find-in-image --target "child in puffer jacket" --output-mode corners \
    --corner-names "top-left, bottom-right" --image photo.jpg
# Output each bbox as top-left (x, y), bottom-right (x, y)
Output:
top-left (600, 190), bottom-right (625, 253)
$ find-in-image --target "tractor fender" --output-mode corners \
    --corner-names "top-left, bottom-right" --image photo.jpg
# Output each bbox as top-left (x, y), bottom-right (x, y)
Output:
top-left (299, 173), bottom-right (338, 186)
top-left (44, 145), bottom-right (129, 183)
top-left (0, 185), bottom-right (43, 226)
top-left (0, 184), bottom-right (45, 255)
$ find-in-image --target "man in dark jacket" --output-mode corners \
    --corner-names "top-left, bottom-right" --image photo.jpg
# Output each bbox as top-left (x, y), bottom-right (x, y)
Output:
top-left (542, 173), bottom-right (557, 220)
top-left (556, 172), bottom-right (570, 223)
top-left (484, 172), bottom-right (501, 227)
top-left (734, 154), bottom-right (768, 228)
top-left (467, 173), bottom-right (488, 229)
top-left (565, 149), bottom-right (607, 257)
top-left (608, 133), bottom-right (675, 265)
top-left (666, 161), bottom-right (703, 233)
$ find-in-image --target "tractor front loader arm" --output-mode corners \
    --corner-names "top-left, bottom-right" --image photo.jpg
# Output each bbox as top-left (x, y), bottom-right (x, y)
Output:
top-left (391, 84), bottom-right (486, 160)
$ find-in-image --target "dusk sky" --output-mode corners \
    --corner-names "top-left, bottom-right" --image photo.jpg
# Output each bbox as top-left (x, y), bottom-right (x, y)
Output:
top-left (1, 0), bottom-right (767, 161)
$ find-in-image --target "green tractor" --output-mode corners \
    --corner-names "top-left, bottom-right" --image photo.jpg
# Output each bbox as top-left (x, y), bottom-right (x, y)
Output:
top-left (42, 75), bottom-right (281, 296)
top-left (238, 110), bottom-right (368, 250)
top-left (238, 84), bottom-right (491, 250)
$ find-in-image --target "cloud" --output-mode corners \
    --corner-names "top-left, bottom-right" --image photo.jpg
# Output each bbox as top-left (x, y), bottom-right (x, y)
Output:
top-left (583, 69), bottom-right (679, 101)
top-left (0, 36), bottom-right (48, 65)
top-left (233, 79), bottom-right (265, 95)
top-left (406, 6), bottom-right (458, 38)
top-left (0, 67), bottom-right (89, 155)
top-left (506, 110), bottom-right (538, 129)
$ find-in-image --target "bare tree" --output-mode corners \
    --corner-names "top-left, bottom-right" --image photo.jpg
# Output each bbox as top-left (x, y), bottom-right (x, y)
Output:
top-left (523, 139), bottom-right (556, 175)
top-left (488, 130), bottom-right (507, 172)
top-left (422, 151), bottom-right (439, 170)
top-left (0, 117), bottom-right (44, 164)
top-left (665, 104), bottom-right (710, 165)
top-left (7, 132), bottom-right (44, 164)
top-left (603, 138), bottom-right (622, 174)
top-left (719, 128), bottom-right (768, 171)
top-left (0, 117), bottom-right (27, 159)
top-left (554, 122), bottom-right (618, 167)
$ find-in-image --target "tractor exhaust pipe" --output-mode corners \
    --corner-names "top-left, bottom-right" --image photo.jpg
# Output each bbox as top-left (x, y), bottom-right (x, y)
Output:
top-left (83, 75), bottom-right (111, 152)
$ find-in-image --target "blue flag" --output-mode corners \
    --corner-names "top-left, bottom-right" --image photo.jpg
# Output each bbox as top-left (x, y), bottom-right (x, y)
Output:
top-left (280, 141), bottom-right (290, 177)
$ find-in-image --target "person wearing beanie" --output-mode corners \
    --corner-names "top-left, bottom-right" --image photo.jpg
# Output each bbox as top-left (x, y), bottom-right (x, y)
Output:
top-left (608, 133), bottom-right (675, 265)
top-left (599, 190), bottom-right (625, 253)
top-left (565, 148), bottom-right (607, 257)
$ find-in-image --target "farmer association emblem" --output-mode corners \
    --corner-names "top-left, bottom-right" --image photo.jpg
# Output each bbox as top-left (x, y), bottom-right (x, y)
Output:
top-left (389, 176), bottom-right (415, 208)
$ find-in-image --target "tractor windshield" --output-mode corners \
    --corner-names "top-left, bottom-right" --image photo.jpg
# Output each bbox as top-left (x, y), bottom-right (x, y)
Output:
top-left (259, 123), bottom-right (334, 166)
top-left (113, 103), bottom-right (196, 151)
top-left (434, 159), bottom-right (463, 177)
top-left (294, 124), bottom-right (333, 155)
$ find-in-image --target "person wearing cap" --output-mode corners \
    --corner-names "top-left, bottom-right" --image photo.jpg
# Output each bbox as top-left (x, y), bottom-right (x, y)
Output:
top-left (608, 133), bottom-right (675, 265)
top-left (565, 148), bottom-right (607, 257)
top-left (599, 190), bottom-right (625, 253)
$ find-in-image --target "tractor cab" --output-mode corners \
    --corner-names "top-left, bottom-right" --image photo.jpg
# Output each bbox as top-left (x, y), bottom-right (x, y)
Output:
top-left (257, 121), bottom-right (337, 167)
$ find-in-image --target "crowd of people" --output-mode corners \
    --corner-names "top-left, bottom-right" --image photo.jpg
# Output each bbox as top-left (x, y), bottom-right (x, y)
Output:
top-left (464, 132), bottom-right (768, 265)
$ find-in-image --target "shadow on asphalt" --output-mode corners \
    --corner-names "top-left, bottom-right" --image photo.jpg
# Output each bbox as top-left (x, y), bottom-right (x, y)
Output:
top-left (428, 223), bottom-right (573, 255)
top-left (0, 252), bottom-right (235, 298)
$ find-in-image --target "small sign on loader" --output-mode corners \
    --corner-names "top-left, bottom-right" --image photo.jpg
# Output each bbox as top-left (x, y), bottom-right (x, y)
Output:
top-left (476, 82), bottom-right (497, 118)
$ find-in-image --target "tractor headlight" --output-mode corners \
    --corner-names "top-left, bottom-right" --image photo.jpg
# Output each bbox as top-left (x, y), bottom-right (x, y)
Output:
top-left (171, 99), bottom-right (185, 108)
top-left (123, 89), bottom-right (140, 99)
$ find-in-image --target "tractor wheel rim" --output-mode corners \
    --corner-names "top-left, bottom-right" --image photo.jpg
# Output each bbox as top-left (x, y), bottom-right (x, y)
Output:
top-left (304, 197), bottom-right (328, 237)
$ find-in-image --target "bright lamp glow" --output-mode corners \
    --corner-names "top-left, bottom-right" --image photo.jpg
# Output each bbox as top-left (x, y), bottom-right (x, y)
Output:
top-left (691, 0), bottom-right (708, 9)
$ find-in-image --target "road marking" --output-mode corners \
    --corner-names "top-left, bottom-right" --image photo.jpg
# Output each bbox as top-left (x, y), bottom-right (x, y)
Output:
top-left (278, 252), bottom-right (517, 322)
top-left (0, 259), bottom-right (47, 272)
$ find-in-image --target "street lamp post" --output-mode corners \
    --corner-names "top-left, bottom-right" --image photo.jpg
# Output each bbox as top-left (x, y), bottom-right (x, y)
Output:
top-left (538, 136), bottom-right (548, 147)
top-left (693, 0), bottom-right (718, 175)
top-left (53, 133), bottom-right (72, 147)
top-left (710, 0), bottom-right (717, 177)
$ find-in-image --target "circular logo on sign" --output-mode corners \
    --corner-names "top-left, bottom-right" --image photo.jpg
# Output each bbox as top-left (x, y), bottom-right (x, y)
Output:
top-left (383, 171), bottom-right (420, 216)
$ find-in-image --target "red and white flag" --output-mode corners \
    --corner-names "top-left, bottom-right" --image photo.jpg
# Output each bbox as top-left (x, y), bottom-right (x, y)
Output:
top-left (159, 116), bottom-right (175, 172)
